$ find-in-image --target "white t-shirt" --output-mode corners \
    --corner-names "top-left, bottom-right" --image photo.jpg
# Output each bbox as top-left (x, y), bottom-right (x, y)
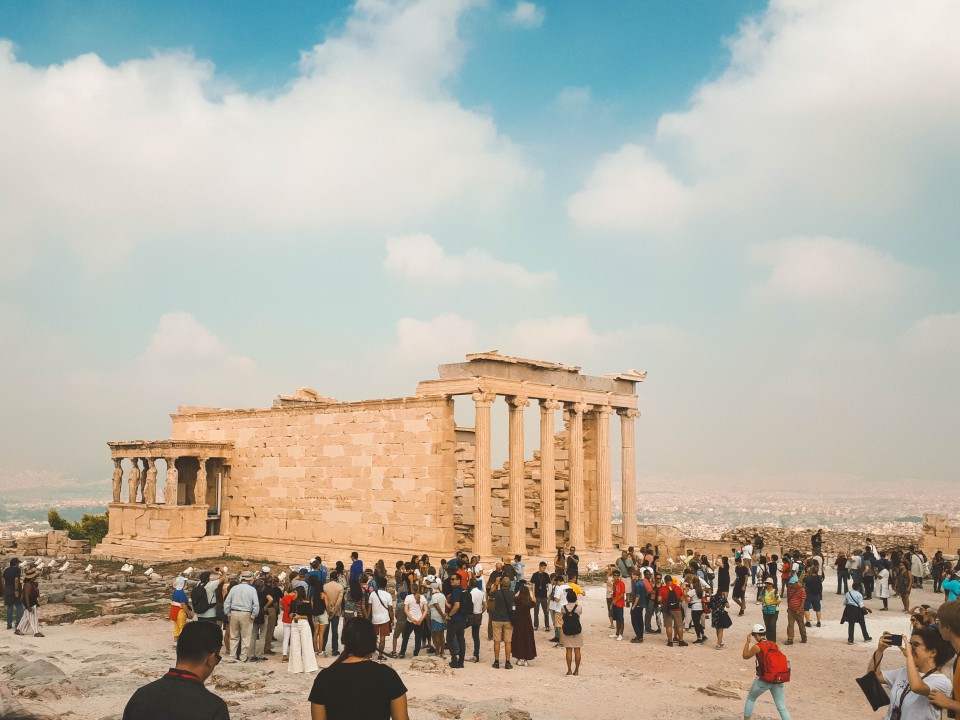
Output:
top-left (741, 544), bottom-right (753, 560)
top-left (403, 594), bottom-right (427, 623)
top-left (882, 667), bottom-right (951, 720)
top-left (473, 563), bottom-right (484, 576)
top-left (470, 587), bottom-right (485, 616)
top-left (370, 589), bottom-right (392, 625)
top-left (687, 589), bottom-right (703, 611)
top-left (429, 592), bottom-right (446, 622)
top-left (550, 583), bottom-right (571, 612)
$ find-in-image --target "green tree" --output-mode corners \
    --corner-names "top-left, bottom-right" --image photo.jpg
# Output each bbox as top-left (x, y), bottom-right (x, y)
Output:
top-left (47, 509), bottom-right (110, 546)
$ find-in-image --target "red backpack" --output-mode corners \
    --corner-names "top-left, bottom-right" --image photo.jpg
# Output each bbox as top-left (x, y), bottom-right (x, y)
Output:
top-left (756, 641), bottom-right (791, 683)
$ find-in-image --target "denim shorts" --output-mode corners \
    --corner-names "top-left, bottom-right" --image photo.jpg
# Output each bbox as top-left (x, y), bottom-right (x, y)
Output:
top-left (803, 598), bottom-right (821, 612)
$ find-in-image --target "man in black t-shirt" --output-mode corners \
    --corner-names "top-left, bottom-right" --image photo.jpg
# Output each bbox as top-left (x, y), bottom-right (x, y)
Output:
top-left (530, 562), bottom-right (551, 631)
top-left (566, 547), bottom-right (580, 583)
top-left (123, 621), bottom-right (229, 720)
top-left (3, 558), bottom-right (23, 630)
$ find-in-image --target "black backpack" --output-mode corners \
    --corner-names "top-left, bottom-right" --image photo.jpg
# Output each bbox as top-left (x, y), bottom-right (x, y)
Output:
top-left (562, 606), bottom-right (582, 636)
top-left (191, 583), bottom-right (211, 614)
top-left (461, 589), bottom-right (474, 616)
top-left (664, 586), bottom-right (682, 611)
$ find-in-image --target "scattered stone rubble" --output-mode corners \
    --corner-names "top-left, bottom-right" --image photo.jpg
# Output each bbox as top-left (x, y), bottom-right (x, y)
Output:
top-left (720, 526), bottom-right (922, 555)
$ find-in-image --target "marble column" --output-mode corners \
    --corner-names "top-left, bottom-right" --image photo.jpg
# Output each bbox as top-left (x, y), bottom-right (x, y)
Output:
top-left (127, 460), bottom-right (140, 504)
top-left (538, 399), bottom-right (558, 554)
top-left (472, 392), bottom-right (496, 557)
top-left (506, 395), bottom-right (529, 555)
top-left (143, 458), bottom-right (158, 504)
top-left (566, 402), bottom-right (587, 551)
top-left (618, 409), bottom-right (640, 547)
top-left (595, 406), bottom-right (613, 551)
top-left (111, 458), bottom-right (123, 503)
top-left (165, 458), bottom-right (179, 505)
top-left (194, 459), bottom-right (208, 506)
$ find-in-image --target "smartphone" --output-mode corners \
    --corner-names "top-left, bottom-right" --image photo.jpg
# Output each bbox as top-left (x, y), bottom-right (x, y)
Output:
top-left (888, 634), bottom-right (903, 647)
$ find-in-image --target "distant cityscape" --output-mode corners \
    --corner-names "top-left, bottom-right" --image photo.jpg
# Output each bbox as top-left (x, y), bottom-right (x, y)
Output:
top-left (2, 487), bottom-right (956, 540)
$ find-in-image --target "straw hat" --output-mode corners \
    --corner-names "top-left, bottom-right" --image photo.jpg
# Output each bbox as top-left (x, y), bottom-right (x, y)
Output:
top-left (23, 567), bottom-right (39, 580)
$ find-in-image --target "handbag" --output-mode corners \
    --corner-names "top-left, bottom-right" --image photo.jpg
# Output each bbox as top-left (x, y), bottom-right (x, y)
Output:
top-left (855, 654), bottom-right (890, 712)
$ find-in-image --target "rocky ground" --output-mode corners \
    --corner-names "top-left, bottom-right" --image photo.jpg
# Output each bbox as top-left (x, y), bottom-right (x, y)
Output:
top-left (0, 556), bottom-right (941, 720)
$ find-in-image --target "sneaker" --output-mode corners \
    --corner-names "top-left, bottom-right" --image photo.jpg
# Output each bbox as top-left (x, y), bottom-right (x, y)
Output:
top-left (397, 653), bottom-right (405, 659)
top-left (14, 629), bottom-right (23, 636)
top-left (667, 641), bottom-right (674, 647)
top-left (816, 622), bottom-right (822, 627)
top-left (505, 661), bottom-right (513, 669)
top-left (615, 635), bottom-right (623, 641)
top-left (608, 633), bottom-right (618, 638)
top-left (801, 639), bottom-right (807, 643)
top-left (377, 655), bottom-right (387, 662)
top-left (785, 640), bottom-right (794, 645)
top-left (471, 656), bottom-right (479, 663)
top-left (630, 638), bottom-right (643, 643)
top-left (848, 640), bottom-right (854, 645)
top-left (678, 641), bottom-right (689, 647)
top-left (864, 636), bottom-right (873, 642)
top-left (34, 632), bottom-right (45, 638)
top-left (492, 660), bottom-right (500, 668)
top-left (804, 622), bottom-right (812, 627)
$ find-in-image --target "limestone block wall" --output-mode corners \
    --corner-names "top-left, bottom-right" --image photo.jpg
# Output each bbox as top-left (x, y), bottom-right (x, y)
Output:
top-left (454, 424), bottom-right (571, 554)
top-left (922, 514), bottom-right (960, 555)
top-left (171, 397), bottom-right (457, 556)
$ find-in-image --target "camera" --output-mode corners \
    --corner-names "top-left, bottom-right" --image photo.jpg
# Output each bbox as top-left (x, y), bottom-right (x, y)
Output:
top-left (888, 634), bottom-right (903, 647)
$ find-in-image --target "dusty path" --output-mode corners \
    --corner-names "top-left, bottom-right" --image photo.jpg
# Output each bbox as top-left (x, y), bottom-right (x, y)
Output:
top-left (0, 571), bottom-right (934, 719)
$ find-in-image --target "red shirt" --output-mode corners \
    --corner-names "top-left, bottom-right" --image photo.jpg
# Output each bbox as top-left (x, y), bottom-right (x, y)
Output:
top-left (280, 593), bottom-right (296, 624)
top-left (611, 580), bottom-right (626, 607)
top-left (658, 584), bottom-right (683, 609)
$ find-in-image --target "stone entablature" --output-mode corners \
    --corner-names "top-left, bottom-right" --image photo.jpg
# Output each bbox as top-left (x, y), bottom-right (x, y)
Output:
top-left (95, 352), bottom-right (644, 562)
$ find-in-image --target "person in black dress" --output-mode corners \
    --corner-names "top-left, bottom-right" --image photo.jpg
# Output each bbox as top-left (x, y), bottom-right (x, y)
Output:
top-left (717, 556), bottom-right (731, 596)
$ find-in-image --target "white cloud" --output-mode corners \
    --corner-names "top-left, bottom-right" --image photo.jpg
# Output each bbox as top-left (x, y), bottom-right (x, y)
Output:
top-left (749, 236), bottom-right (915, 303)
top-left (504, 314), bottom-right (685, 369)
top-left (0, 0), bottom-right (536, 270)
top-left (384, 233), bottom-right (556, 287)
top-left (509, 2), bottom-right (545, 28)
top-left (394, 314), bottom-right (478, 366)
top-left (901, 312), bottom-right (960, 356)
top-left (556, 86), bottom-right (591, 114)
top-left (567, 144), bottom-right (692, 234)
top-left (134, 312), bottom-right (255, 385)
top-left (569, 0), bottom-right (960, 236)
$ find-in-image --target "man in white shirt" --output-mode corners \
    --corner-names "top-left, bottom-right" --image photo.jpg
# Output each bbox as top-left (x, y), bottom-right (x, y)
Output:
top-left (468, 581), bottom-right (485, 662)
top-left (369, 576), bottom-right (394, 662)
top-left (549, 574), bottom-right (571, 646)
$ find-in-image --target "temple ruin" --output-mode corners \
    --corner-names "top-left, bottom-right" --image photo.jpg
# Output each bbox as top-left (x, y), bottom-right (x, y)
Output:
top-left (94, 352), bottom-right (645, 562)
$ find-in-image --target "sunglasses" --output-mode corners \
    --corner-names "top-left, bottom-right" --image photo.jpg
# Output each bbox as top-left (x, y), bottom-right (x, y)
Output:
top-left (909, 641), bottom-right (926, 650)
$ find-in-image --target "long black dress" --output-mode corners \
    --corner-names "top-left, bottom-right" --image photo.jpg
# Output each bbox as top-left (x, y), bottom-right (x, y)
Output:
top-left (717, 565), bottom-right (731, 595)
top-left (511, 595), bottom-right (537, 661)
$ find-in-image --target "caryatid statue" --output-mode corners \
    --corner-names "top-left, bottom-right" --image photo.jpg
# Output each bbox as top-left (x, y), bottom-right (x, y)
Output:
top-left (138, 458), bottom-right (149, 503)
top-left (143, 458), bottom-right (158, 504)
top-left (127, 460), bottom-right (141, 504)
top-left (165, 459), bottom-right (179, 505)
top-left (194, 460), bottom-right (208, 506)
top-left (111, 458), bottom-right (123, 503)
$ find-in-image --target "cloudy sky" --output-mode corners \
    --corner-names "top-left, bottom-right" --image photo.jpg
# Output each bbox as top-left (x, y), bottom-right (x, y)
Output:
top-left (1, 0), bottom-right (958, 500)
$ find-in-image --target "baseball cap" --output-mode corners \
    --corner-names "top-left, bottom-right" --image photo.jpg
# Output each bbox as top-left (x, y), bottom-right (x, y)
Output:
top-left (752, 624), bottom-right (766, 634)
top-left (788, 576), bottom-right (798, 584)
top-left (262, 566), bottom-right (270, 573)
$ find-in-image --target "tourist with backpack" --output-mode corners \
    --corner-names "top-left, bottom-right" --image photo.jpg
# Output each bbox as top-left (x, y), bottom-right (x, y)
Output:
top-left (192, 571), bottom-right (219, 623)
top-left (742, 624), bottom-right (792, 719)
top-left (658, 574), bottom-right (688, 647)
top-left (560, 588), bottom-right (583, 675)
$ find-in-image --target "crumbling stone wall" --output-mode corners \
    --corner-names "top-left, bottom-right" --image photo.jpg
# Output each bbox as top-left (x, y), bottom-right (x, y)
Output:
top-left (16, 530), bottom-right (91, 560)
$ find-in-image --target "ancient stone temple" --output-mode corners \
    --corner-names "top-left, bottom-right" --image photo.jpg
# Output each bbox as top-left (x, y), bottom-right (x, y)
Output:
top-left (95, 352), bottom-right (645, 561)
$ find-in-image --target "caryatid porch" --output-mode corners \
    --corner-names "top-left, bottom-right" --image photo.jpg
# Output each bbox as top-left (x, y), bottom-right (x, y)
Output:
top-left (107, 440), bottom-right (233, 541)
top-left (417, 352), bottom-right (645, 557)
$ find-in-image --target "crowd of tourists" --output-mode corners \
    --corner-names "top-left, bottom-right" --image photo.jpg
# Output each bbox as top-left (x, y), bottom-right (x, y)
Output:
top-left (8, 529), bottom-right (960, 720)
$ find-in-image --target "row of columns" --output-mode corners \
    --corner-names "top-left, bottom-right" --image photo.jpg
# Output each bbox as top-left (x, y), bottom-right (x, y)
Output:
top-left (471, 392), bottom-right (639, 557)
top-left (111, 456), bottom-right (207, 506)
